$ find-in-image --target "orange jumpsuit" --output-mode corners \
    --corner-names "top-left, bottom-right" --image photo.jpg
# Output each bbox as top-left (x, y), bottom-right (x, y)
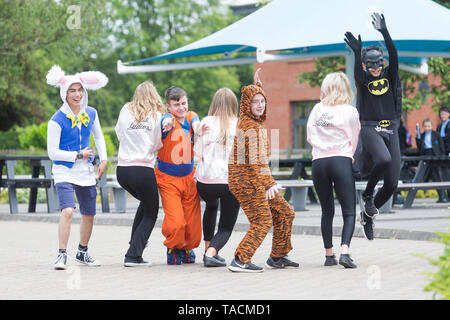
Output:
top-left (228, 83), bottom-right (295, 263)
top-left (155, 111), bottom-right (201, 250)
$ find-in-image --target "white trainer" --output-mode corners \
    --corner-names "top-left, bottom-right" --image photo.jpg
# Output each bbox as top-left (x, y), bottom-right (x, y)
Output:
top-left (54, 252), bottom-right (68, 270)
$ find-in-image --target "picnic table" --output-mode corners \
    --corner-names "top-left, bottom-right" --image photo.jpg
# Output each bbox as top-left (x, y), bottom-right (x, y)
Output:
top-left (0, 155), bottom-right (58, 214)
top-left (271, 158), bottom-right (316, 204)
top-left (0, 155), bottom-right (127, 214)
top-left (273, 155), bottom-right (450, 211)
top-left (400, 155), bottom-right (450, 208)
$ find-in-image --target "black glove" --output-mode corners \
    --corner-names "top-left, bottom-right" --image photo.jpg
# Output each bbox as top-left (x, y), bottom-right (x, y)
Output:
top-left (371, 12), bottom-right (387, 32)
top-left (344, 32), bottom-right (362, 54)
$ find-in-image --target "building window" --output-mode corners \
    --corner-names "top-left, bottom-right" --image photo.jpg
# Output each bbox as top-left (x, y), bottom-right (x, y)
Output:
top-left (291, 100), bottom-right (318, 150)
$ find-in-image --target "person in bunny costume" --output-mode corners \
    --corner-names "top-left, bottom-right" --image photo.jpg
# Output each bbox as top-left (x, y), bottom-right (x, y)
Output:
top-left (46, 65), bottom-right (108, 270)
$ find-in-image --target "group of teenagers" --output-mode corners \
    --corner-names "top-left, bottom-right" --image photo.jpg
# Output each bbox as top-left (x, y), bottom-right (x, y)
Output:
top-left (46, 13), bottom-right (446, 273)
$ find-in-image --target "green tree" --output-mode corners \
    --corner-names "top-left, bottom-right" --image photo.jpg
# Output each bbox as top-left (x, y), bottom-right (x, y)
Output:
top-left (427, 57), bottom-right (450, 112)
top-left (0, 0), bottom-right (108, 130)
top-left (98, 0), bottom-right (249, 122)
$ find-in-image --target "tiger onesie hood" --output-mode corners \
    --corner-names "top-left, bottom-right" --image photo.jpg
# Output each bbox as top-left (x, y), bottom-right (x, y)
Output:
top-left (239, 82), bottom-right (267, 123)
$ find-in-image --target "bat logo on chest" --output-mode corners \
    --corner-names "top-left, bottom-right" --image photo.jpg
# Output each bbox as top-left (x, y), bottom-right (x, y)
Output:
top-left (367, 78), bottom-right (389, 95)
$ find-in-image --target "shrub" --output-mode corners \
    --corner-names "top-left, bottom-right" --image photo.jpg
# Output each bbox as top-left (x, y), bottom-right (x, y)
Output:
top-left (102, 127), bottom-right (119, 151)
top-left (90, 133), bottom-right (116, 157)
top-left (0, 189), bottom-right (47, 204)
top-left (16, 123), bottom-right (48, 150)
top-left (422, 230), bottom-right (450, 300)
top-left (0, 127), bottom-right (21, 149)
top-left (401, 190), bottom-right (439, 199)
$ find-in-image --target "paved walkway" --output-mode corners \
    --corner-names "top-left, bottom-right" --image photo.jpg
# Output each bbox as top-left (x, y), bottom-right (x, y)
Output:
top-left (0, 220), bottom-right (445, 300)
top-left (0, 197), bottom-right (448, 300)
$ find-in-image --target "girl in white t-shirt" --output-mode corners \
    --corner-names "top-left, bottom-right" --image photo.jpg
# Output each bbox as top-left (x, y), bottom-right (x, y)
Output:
top-left (115, 81), bottom-right (165, 267)
top-left (307, 72), bottom-right (361, 269)
top-left (194, 88), bottom-right (240, 267)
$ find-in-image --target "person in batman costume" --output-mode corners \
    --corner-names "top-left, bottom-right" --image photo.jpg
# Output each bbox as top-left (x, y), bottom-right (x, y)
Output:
top-left (344, 13), bottom-right (402, 241)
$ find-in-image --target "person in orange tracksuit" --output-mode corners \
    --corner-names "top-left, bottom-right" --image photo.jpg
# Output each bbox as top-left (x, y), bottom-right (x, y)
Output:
top-left (227, 69), bottom-right (299, 273)
top-left (155, 86), bottom-right (206, 265)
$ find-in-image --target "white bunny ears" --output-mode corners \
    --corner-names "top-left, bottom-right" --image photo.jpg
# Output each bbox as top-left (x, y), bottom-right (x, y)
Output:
top-left (46, 65), bottom-right (108, 90)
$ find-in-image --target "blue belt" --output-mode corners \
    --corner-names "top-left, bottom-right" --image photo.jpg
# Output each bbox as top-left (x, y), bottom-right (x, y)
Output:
top-left (156, 158), bottom-right (194, 177)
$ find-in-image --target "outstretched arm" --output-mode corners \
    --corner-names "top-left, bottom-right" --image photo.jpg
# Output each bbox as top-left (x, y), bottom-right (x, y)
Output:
top-left (344, 32), bottom-right (365, 84)
top-left (254, 67), bottom-right (262, 86)
top-left (372, 13), bottom-right (398, 80)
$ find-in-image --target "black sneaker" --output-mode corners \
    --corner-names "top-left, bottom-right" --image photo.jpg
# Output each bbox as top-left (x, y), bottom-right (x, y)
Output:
top-left (265, 256), bottom-right (299, 269)
top-left (360, 211), bottom-right (375, 241)
top-left (203, 255), bottom-right (226, 267)
top-left (363, 194), bottom-right (379, 217)
top-left (76, 250), bottom-right (101, 267)
top-left (324, 254), bottom-right (338, 266)
top-left (214, 254), bottom-right (225, 263)
top-left (228, 258), bottom-right (264, 273)
top-left (339, 254), bottom-right (357, 268)
top-left (54, 252), bottom-right (67, 270)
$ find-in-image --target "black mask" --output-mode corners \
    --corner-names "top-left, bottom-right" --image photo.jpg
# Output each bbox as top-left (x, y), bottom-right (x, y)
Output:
top-left (364, 49), bottom-right (383, 70)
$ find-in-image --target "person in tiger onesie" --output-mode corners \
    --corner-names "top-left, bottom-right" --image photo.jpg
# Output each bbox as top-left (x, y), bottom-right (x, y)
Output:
top-left (227, 68), bottom-right (299, 273)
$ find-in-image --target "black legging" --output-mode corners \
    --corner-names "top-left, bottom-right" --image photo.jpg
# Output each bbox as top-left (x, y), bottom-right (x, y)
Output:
top-left (360, 125), bottom-right (401, 208)
top-left (312, 156), bottom-right (356, 249)
top-left (116, 166), bottom-right (159, 259)
top-left (196, 182), bottom-right (240, 253)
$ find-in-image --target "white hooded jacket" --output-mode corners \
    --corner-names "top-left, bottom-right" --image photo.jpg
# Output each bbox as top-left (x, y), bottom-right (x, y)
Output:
top-left (46, 65), bottom-right (108, 186)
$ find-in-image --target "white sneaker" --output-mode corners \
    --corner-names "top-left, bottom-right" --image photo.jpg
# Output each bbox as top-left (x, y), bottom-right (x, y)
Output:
top-left (54, 252), bottom-right (68, 270)
top-left (75, 250), bottom-right (101, 267)
top-left (124, 259), bottom-right (152, 267)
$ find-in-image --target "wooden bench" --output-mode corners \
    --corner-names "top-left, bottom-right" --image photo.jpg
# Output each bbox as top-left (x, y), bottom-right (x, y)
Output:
top-left (97, 173), bottom-right (127, 213)
top-left (396, 181), bottom-right (450, 208)
top-left (273, 158), bottom-right (316, 204)
top-left (277, 179), bottom-right (387, 212)
top-left (276, 179), bottom-right (314, 211)
top-left (277, 179), bottom-right (450, 212)
top-left (355, 182), bottom-right (394, 213)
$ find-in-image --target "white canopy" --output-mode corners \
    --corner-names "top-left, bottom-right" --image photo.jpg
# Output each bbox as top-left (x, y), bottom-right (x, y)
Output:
top-left (118, 0), bottom-right (450, 74)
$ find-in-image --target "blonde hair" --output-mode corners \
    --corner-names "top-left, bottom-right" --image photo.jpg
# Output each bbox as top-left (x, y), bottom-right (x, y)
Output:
top-left (208, 88), bottom-right (238, 145)
top-left (320, 72), bottom-right (353, 106)
top-left (128, 81), bottom-right (166, 124)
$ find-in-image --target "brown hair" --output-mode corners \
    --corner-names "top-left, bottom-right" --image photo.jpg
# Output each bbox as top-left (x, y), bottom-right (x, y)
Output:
top-left (422, 118), bottom-right (432, 126)
top-left (208, 88), bottom-right (238, 145)
top-left (165, 86), bottom-right (187, 103)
